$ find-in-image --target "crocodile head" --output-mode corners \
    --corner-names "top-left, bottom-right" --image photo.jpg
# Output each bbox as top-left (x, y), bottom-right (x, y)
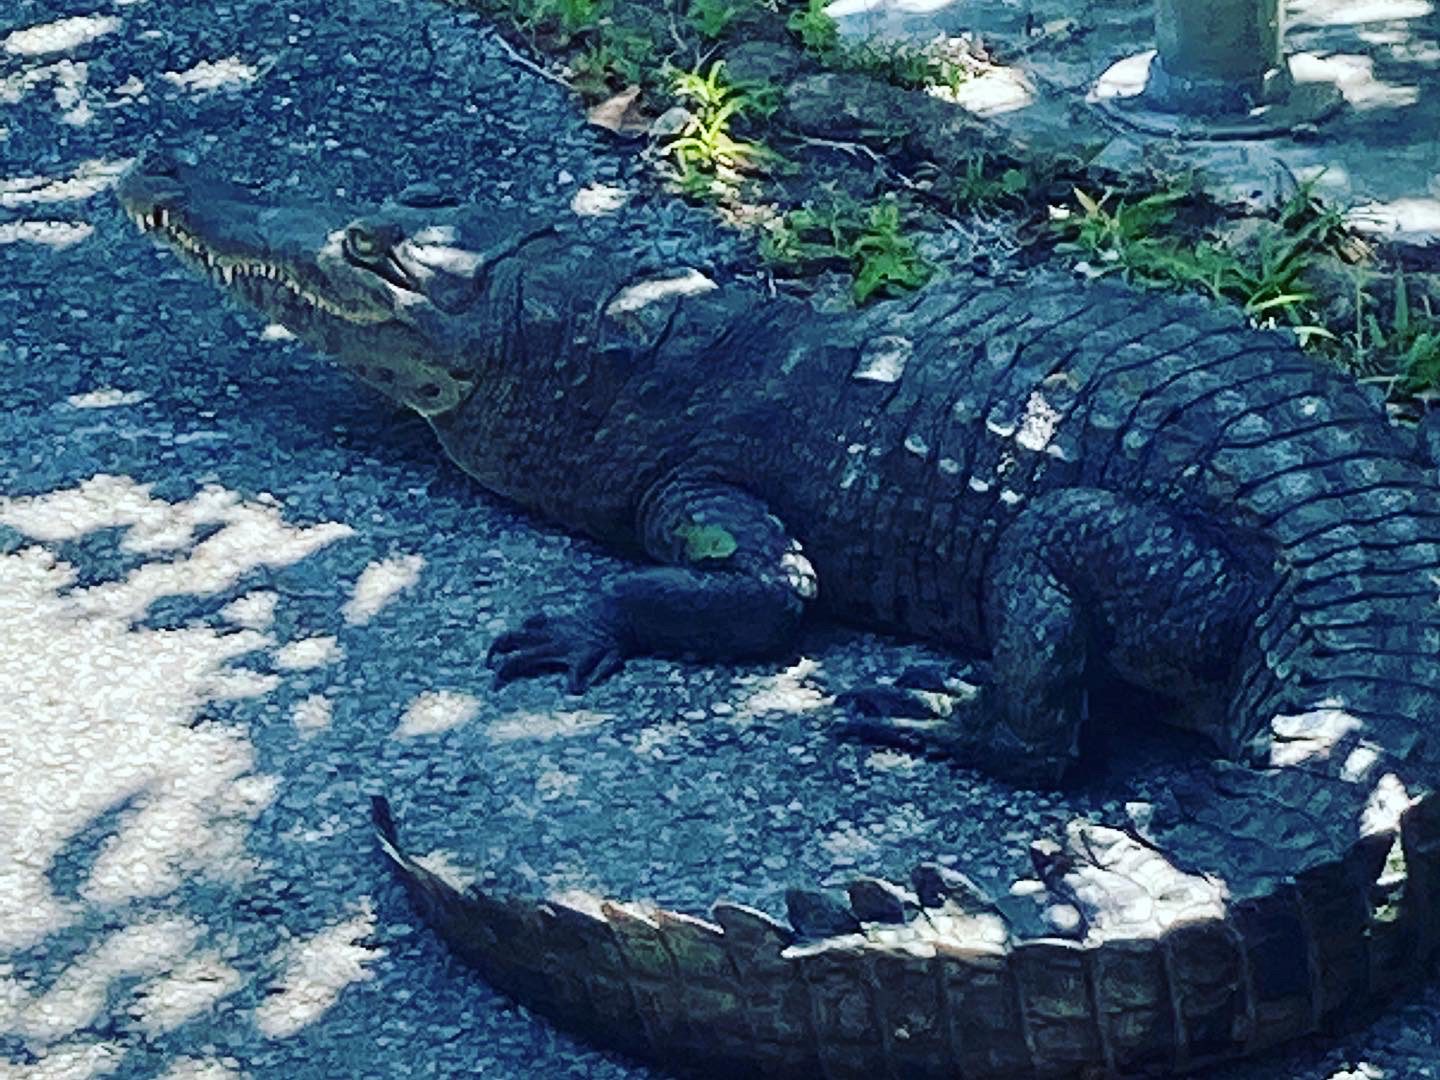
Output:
top-left (117, 153), bottom-right (552, 416)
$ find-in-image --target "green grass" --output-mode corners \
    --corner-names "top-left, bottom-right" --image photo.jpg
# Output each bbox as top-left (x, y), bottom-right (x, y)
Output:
top-left (785, 0), bottom-right (840, 56)
top-left (1054, 177), bottom-right (1440, 395)
top-left (568, 26), bottom-right (656, 96)
top-left (839, 38), bottom-right (977, 95)
top-left (686, 0), bottom-right (761, 41)
top-left (1057, 180), bottom-right (1336, 330)
top-left (664, 61), bottom-right (782, 201)
top-left (1349, 270), bottom-right (1440, 394)
top-left (943, 154), bottom-right (1034, 209)
top-left (514, 0), bottom-right (609, 34)
top-left (761, 193), bottom-right (934, 303)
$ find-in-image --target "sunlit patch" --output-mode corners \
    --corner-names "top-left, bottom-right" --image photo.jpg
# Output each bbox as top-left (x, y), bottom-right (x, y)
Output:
top-left (0, 476), bottom-right (352, 621)
top-left (486, 708), bottom-right (608, 742)
top-left (1, 158), bottom-right (130, 208)
top-left (1361, 772), bottom-right (1413, 837)
top-left (632, 722), bottom-right (692, 758)
top-left (160, 58), bottom-right (262, 93)
top-left (931, 65), bottom-right (1034, 115)
top-left (535, 769), bottom-right (582, 801)
top-left (2, 15), bottom-right (122, 57)
top-left (131, 951), bottom-right (244, 1034)
top-left (0, 548), bottom-right (273, 940)
top-left (1373, 833), bottom-right (1410, 924)
top-left (605, 269), bottom-right (718, 316)
top-left (821, 823), bottom-right (880, 861)
top-left (1062, 822), bottom-right (1228, 940)
top-left (864, 748), bottom-right (921, 771)
top-left (1347, 196), bottom-right (1440, 237)
top-left (0, 476), bottom-right (360, 950)
top-left (1, 65), bottom-right (50, 106)
top-left (65, 388), bottom-right (148, 409)
top-left (271, 636), bottom-right (339, 672)
top-left (253, 903), bottom-right (383, 1039)
top-left (393, 689), bottom-right (480, 737)
top-left (1341, 740), bottom-right (1383, 782)
top-left (1291, 0), bottom-right (1433, 25)
top-left (570, 183), bottom-right (629, 216)
top-left (1291, 52), bottom-right (1420, 109)
top-left (45, 59), bottom-right (91, 126)
top-left (851, 334), bottom-right (911, 383)
top-left (156, 1057), bottom-right (246, 1080)
top-left (290, 693), bottom-right (333, 736)
top-left (0, 58), bottom-right (88, 119)
top-left (404, 240), bottom-right (483, 277)
top-left (1268, 704), bottom-right (1364, 767)
top-left (0, 219), bottom-right (93, 248)
top-left (733, 657), bottom-right (827, 719)
top-left (220, 589), bottom-right (278, 631)
top-left (1322, 1064), bottom-right (1387, 1080)
top-left (839, 442), bottom-right (878, 491)
top-left (1015, 390), bottom-right (1062, 453)
top-left (5, 917), bottom-right (201, 1041)
top-left (411, 225), bottom-right (458, 245)
top-left (1385, 35), bottom-right (1440, 62)
top-left (113, 74), bottom-right (145, 97)
top-left (81, 747), bottom-right (277, 906)
top-left (825, 0), bottom-right (958, 15)
top-left (341, 554), bottom-right (424, 625)
top-left (3, 1039), bottom-right (122, 1077)
top-left (2, 157), bottom-right (131, 210)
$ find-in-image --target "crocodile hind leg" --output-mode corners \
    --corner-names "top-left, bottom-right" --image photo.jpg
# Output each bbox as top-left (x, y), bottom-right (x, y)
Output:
top-left (845, 488), bottom-right (1264, 787)
top-left (488, 476), bottom-right (817, 690)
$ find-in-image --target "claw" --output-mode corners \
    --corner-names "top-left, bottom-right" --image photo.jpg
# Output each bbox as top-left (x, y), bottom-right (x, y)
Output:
top-left (492, 647), bottom-right (573, 687)
top-left (895, 659), bottom-right (992, 692)
top-left (568, 646), bottom-right (624, 693)
top-left (835, 684), bottom-right (950, 719)
top-left (839, 714), bottom-right (965, 759)
top-left (487, 611), bottom-right (627, 690)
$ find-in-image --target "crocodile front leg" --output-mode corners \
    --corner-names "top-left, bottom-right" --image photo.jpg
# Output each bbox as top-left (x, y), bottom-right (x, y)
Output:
top-left (488, 476), bottom-right (817, 690)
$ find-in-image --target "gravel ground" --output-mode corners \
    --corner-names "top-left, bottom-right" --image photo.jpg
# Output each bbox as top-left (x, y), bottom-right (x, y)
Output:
top-left (1, 1), bottom-right (1437, 1078)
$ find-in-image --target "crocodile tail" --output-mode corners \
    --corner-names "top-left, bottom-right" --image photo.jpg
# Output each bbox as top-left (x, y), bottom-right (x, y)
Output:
top-left (371, 782), bottom-right (1440, 1078)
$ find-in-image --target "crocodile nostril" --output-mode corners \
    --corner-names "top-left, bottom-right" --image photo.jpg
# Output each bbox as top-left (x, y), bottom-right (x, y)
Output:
top-left (141, 151), bottom-right (182, 178)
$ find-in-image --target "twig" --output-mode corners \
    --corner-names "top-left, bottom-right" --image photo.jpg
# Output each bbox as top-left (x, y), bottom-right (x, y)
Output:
top-left (667, 9), bottom-right (690, 58)
top-left (793, 136), bottom-right (884, 165)
top-left (482, 26), bottom-right (574, 91)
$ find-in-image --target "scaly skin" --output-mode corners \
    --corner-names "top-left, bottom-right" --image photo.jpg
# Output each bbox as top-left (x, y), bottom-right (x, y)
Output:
top-left (119, 153), bottom-right (1440, 1077)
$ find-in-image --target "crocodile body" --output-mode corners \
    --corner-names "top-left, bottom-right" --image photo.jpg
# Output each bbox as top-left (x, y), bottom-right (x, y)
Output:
top-left (118, 155), bottom-right (1440, 1078)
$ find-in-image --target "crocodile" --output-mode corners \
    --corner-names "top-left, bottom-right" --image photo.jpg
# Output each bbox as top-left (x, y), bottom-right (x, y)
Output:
top-left (117, 153), bottom-right (1440, 1078)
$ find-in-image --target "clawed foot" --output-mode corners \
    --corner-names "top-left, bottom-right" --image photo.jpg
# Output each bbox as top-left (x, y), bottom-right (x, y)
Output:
top-left (835, 662), bottom-right (991, 760)
top-left (487, 612), bottom-right (627, 693)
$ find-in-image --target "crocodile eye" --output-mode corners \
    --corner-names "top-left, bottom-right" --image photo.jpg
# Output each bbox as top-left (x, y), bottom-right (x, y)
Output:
top-left (346, 225), bottom-right (378, 258)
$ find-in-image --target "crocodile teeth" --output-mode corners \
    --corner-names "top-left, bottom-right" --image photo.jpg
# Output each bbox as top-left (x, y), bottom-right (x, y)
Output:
top-left (220, 264), bottom-right (233, 284)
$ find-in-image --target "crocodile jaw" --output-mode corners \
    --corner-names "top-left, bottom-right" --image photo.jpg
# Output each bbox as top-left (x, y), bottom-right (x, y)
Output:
top-left (125, 204), bottom-right (392, 325)
top-left (117, 155), bottom-right (478, 415)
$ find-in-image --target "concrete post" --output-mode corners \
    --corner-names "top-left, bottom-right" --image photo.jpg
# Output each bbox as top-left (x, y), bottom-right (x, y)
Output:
top-left (1148, 0), bottom-right (1287, 113)
top-left (1092, 0), bottom-right (1343, 138)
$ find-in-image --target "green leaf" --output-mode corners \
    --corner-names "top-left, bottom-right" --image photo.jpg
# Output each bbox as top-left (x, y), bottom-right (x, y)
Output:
top-left (1000, 168), bottom-right (1029, 194)
top-left (677, 523), bottom-right (738, 561)
top-left (1245, 292), bottom-right (1311, 315)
